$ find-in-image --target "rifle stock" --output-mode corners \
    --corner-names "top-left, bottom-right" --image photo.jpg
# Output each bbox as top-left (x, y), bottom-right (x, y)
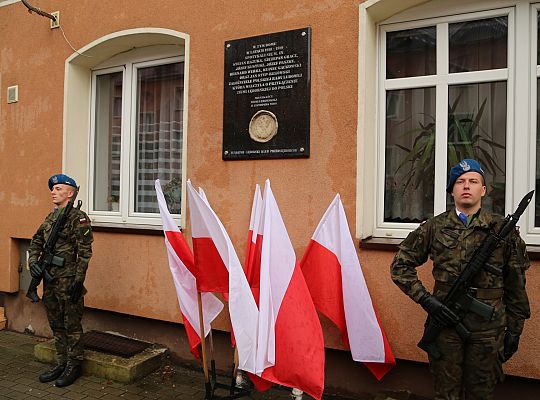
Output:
top-left (418, 190), bottom-right (534, 359)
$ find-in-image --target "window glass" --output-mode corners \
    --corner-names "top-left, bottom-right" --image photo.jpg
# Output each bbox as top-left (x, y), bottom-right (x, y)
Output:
top-left (449, 17), bottom-right (507, 73)
top-left (447, 82), bottom-right (506, 215)
top-left (93, 72), bottom-right (123, 212)
top-left (135, 62), bottom-right (183, 214)
top-left (385, 87), bottom-right (436, 222)
top-left (386, 27), bottom-right (436, 79)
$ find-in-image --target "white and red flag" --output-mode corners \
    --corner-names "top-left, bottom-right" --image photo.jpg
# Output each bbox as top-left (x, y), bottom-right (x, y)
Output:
top-left (154, 180), bottom-right (223, 359)
top-left (186, 181), bottom-right (259, 373)
top-left (253, 180), bottom-right (325, 400)
top-left (244, 184), bottom-right (263, 305)
top-left (300, 194), bottom-right (396, 380)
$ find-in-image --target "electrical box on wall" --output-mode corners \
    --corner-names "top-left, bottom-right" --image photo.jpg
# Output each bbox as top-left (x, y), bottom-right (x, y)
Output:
top-left (50, 11), bottom-right (59, 29)
top-left (7, 86), bottom-right (18, 103)
top-left (17, 239), bottom-right (31, 292)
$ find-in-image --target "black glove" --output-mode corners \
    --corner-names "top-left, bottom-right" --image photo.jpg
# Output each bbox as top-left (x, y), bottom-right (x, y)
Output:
top-left (419, 293), bottom-right (459, 327)
top-left (502, 331), bottom-right (520, 362)
top-left (29, 262), bottom-right (43, 280)
top-left (68, 279), bottom-right (85, 303)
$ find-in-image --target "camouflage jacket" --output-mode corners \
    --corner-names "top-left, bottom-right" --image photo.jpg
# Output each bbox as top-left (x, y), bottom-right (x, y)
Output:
top-left (390, 209), bottom-right (530, 335)
top-left (28, 206), bottom-right (93, 282)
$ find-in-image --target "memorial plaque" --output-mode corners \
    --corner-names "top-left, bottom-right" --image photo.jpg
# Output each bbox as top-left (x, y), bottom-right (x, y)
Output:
top-left (223, 27), bottom-right (311, 160)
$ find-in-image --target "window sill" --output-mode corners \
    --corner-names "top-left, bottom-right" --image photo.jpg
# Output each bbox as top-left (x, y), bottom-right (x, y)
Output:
top-left (360, 238), bottom-right (540, 260)
top-left (91, 221), bottom-right (166, 235)
top-left (526, 246), bottom-right (540, 260)
top-left (359, 237), bottom-right (402, 251)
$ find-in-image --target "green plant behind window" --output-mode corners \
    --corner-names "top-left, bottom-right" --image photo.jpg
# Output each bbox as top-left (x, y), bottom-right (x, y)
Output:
top-left (394, 94), bottom-right (505, 213)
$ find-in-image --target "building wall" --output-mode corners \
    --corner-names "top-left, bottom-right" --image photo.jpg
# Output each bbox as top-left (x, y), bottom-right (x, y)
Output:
top-left (0, 0), bottom-right (539, 389)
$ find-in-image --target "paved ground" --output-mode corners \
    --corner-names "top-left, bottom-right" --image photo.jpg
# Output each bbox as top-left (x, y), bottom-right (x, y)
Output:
top-left (0, 329), bottom-right (423, 400)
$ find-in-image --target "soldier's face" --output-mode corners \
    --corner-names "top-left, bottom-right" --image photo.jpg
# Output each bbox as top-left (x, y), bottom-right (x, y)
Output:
top-left (451, 171), bottom-right (486, 211)
top-left (51, 184), bottom-right (75, 207)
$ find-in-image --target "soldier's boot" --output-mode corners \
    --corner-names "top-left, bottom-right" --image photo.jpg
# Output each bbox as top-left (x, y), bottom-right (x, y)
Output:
top-left (55, 363), bottom-right (82, 387)
top-left (39, 363), bottom-right (66, 383)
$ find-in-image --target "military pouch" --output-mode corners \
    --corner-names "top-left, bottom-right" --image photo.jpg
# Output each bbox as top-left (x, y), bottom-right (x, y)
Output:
top-left (42, 253), bottom-right (66, 267)
top-left (52, 255), bottom-right (65, 267)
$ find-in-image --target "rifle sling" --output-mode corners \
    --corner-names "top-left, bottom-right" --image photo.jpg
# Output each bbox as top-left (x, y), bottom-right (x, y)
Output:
top-left (434, 281), bottom-right (503, 300)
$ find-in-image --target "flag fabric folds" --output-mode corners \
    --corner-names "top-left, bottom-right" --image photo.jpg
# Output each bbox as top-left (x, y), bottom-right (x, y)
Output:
top-left (154, 180), bottom-right (223, 359)
top-left (253, 180), bottom-right (325, 400)
top-left (300, 194), bottom-right (396, 380)
top-left (244, 184), bottom-right (263, 304)
top-left (186, 181), bottom-right (259, 373)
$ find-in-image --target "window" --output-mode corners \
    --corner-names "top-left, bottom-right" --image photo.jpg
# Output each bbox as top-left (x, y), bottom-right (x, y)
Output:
top-left (63, 29), bottom-right (188, 229)
top-left (375, 8), bottom-right (513, 239)
top-left (90, 55), bottom-right (184, 225)
top-left (535, 5), bottom-right (540, 229)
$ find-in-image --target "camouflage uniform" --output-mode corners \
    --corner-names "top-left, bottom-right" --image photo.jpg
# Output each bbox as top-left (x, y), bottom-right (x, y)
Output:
top-left (29, 207), bottom-right (93, 366)
top-left (390, 209), bottom-right (530, 400)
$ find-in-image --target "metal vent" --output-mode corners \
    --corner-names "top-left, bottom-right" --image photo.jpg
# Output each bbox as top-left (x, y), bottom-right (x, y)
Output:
top-left (7, 86), bottom-right (18, 104)
top-left (82, 330), bottom-right (152, 358)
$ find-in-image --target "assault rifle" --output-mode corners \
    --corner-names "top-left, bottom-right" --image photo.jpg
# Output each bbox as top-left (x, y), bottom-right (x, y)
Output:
top-left (26, 192), bottom-right (81, 303)
top-left (418, 190), bottom-right (534, 359)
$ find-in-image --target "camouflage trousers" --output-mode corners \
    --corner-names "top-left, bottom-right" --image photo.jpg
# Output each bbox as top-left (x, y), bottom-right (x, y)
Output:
top-left (43, 277), bottom-right (84, 366)
top-left (428, 326), bottom-right (505, 400)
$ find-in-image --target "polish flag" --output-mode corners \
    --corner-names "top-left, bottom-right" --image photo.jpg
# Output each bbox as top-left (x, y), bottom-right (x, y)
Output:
top-left (154, 180), bottom-right (223, 359)
top-left (187, 182), bottom-right (229, 293)
top-left (254, 180), bottom-right (325, 400)
top-left (186, 181), bottom-right (259, 373)
top-left (244, 184), bottom-right (263, 304)
top-left (300, 194), bottom-right (396, 380)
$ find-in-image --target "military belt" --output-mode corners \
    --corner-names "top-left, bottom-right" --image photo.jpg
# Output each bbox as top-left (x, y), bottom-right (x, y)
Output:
top-left (434, 281), bottom-right (504, 300)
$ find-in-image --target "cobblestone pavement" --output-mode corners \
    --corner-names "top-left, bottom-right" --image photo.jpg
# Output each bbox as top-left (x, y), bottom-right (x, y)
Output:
top-left (0, 329), bottom-right (420, 400)
top-left (0, 330), bottom-right (289, 400)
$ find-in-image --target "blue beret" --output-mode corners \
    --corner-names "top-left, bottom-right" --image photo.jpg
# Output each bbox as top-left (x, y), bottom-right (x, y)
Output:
top-left (48, 174), bottom-right (78, 191)
top-left (446, 159), bottom-right (485, 193)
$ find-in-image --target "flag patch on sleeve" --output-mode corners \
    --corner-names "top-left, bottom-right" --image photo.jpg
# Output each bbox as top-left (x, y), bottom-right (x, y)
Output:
top-left (80, 217), bottom-right (88, 223)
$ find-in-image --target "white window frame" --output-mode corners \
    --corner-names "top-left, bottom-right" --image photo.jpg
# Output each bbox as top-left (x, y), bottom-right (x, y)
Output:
top-left (358, 0), bottom-right (540, 245)
top-left (375, 8), bottom-right (515, 240)
top-left (88, 50), bottom-right (185, 227)
top-left (528, 2), bottom-right (540, 243)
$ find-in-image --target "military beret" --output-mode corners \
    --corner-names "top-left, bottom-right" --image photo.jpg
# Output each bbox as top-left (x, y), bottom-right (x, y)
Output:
top-left (446, 159), bottom-right (485, 193)
top-left (48, 174), bottom-right (78, 191)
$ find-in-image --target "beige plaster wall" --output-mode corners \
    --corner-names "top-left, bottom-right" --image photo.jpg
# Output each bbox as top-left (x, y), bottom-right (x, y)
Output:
top-left (0, 0), bottom-right (539, 381)
top-left (0, 0), bottom-right (360, 337)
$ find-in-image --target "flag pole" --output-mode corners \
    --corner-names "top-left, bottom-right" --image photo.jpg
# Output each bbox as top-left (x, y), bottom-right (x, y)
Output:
top-left (230, 346), bottom-right (239, 395)
top-left (209, 329), bottom-right (217, 383)
top-left (197, 291), bottom-right (212, 398)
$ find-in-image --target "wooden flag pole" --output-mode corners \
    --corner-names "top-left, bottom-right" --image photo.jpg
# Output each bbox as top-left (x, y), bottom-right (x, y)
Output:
top-left (197, 291), bottom-right (212, 398)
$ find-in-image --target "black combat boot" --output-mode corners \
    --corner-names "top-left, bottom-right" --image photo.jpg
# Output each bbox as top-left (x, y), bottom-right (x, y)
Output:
top-left (39, 363), bottom-right (66, 383)
top-left (55, 363), bottom-right (82, 387)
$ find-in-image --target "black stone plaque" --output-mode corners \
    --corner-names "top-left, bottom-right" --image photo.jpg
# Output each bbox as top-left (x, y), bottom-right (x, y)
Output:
top-left (223, 27), bottom-right (311, 160)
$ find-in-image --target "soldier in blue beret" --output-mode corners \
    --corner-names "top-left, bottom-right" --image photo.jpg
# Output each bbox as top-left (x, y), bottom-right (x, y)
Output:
top-left (48, 173), bottom-right (78, 191)
top-left (391, 159), bottom-right (530, 399)
top-left (446, 159), bottom-right (485, 194)
top-left (28, 174), bottom-right (93, 387)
